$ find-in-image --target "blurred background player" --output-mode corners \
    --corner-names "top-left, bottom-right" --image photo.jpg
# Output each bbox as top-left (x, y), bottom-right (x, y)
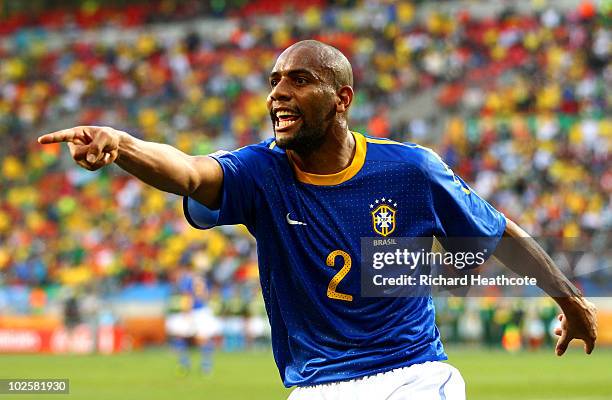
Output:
top-left (166, 265), bottom-right (219, 375)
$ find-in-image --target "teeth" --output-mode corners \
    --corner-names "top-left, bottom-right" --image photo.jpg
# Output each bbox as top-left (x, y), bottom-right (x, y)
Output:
top-left (276, 111), bottom-right (298, 118)
top-left (277, 119), bottom-right (296, 128)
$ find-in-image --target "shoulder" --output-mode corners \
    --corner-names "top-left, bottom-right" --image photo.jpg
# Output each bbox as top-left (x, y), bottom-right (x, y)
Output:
top-left (362, 134), bottom-right (445, 171)
top-left (211, 138), bottom-right (284, 168)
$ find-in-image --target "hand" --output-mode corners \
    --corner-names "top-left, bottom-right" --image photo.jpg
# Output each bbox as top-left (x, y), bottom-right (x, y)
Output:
top-left (554, 297), bottom-right (597, 356)
top-left (38, 126), bottom-right (123, 171)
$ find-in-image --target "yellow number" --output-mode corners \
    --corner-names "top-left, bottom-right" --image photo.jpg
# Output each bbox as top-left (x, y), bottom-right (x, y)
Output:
top-left (326, 250), bottom-right (353, 302)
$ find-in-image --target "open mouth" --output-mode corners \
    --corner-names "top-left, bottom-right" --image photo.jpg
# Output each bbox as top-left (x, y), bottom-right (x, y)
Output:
top-left (273, 109), bottom-right (302, 132)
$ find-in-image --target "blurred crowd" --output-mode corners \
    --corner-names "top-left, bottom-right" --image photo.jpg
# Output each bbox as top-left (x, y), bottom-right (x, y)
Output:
top-left (0, 0), bottom-right (325, 36)
top-left (0, 1), bottom-right (610, 348)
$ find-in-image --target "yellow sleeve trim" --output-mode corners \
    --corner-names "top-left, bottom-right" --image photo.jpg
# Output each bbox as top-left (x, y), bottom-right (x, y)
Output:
top-left (365, 137), bottom-right (408, 146)
top-left (289, 132), bottom-right (367, 186)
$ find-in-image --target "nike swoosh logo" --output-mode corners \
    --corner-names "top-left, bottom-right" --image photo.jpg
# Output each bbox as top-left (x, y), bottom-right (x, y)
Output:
top-left (286, 213), bottom-right (307, 226)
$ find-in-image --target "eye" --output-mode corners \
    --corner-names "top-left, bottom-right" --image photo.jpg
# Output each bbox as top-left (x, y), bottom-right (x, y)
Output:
top-left (295, 77), bottom-right (307, 85)
top-left (270, 79), bottom-right (278, 87)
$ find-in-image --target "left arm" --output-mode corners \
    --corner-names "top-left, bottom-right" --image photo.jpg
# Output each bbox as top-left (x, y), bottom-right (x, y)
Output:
top-left (493, 217), bottom-right (598, 356)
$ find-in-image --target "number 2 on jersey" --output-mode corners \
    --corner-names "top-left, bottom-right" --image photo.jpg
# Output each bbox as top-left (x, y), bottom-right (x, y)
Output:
top-left (326, 250), bottom-right (353, 302)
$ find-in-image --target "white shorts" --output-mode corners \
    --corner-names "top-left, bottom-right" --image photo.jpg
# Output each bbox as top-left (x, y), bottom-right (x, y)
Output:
top-left (166, 312), bottom-right (192, 338)
top-left (246, 316), bottom-right (270, 338)
top-left (165, 308), bottom-right (221, 340)
top-left (288, 361), bottom-right (465, 400)
top-left (192, 308), bottom-right (222, 340)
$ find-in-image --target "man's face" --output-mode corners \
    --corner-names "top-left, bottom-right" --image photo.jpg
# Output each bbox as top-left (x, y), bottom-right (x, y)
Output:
top-left (266, 47), bottom-right (338, 153)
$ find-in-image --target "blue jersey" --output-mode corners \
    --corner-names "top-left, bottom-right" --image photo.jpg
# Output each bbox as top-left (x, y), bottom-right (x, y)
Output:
top-left (183, 132), bottom-right (506, 387)
top-left (177, 273), bottom-right (206, 310)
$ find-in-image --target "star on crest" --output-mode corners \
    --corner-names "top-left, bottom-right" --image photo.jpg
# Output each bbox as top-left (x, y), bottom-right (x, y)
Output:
top-left (370, 197), bottom-right (398, 210)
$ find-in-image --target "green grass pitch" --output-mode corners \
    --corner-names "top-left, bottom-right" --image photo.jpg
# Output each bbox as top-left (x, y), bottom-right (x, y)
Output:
top-left (2, 347), bottom-right (611, 399)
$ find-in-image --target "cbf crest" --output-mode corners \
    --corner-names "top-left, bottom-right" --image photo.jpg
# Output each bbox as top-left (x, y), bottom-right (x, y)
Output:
top-left (370, 197), bottom-right (397, 237)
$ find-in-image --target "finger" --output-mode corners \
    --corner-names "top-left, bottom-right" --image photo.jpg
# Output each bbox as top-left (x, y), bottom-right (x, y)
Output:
top-left (70, 144), bottom-right (90, 161)
top-left (94, 151), bottom-right (114, 166)
top-left (584, 338), bottom-right (595, 355)
top-left (107, 149), bottom-right (119, 164)
top-left (555, 331), bottom-right (570, 356)
top-left (87, 151), bottom-right (116, 170)
top-left (38, 129), bottom-right (78, 144)
top-left (77, 157), bottom-right (105, 171)
top-left (70, 143), bottom-right (102, 170)
top-left (555, 313), bottom-right (569, 356)
top-left (86, 131), bottom-right (109, 164)
top-left (86, 129), bottom-right (119, 164)
top-left (76, 159), bottom-right (96, 171)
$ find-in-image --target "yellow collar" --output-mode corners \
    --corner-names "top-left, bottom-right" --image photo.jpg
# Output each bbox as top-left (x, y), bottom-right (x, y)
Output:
top-left (288, 132), bottom-right (366, 186)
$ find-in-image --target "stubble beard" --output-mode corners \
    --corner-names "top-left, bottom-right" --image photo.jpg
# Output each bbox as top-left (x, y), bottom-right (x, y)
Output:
top-left (275, 123), bottom-right (326, 156)
top-left (274, 108), bottom-right (335, 157)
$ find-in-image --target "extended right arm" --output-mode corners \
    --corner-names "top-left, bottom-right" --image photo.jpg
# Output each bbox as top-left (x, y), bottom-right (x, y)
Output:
top-left (38, 126), bottom-right (223, 209)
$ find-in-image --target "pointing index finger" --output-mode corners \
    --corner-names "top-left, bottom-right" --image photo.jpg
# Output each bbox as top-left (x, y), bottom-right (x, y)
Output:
top-left (38, 129), bottom-right (78, 144)
top-left (585, 338), bottom-right (595, 354)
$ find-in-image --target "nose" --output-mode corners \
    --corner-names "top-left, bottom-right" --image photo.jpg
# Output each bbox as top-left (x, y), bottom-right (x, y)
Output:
top-left (267, 77), bottom-right (291, 103)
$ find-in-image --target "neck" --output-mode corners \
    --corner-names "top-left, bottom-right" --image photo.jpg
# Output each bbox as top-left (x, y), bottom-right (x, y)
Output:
top-left (288, 125), bottom-right (355, 175)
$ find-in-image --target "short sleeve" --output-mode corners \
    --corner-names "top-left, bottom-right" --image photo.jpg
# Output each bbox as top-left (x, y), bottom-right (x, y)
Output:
top-left (417, 148), bottom-right (506, 266)
top-left (183, 196), bottom-right (219, 229)
top-left (183, 148), bottom-right (257, 230)
top-left (422, 148), bottom-right (506, 238)
top-left (424, 149), bottom-right (506, 269)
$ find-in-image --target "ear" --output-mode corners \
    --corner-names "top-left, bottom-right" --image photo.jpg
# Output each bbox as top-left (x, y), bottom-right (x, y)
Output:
top-left (335, 86), bottom-right (354, 113)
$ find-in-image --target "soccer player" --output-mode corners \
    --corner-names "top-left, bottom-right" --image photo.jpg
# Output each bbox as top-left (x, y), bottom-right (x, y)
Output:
top-left (165, 265), bottom-right (218, 374)
top-left (38, 40), bottom-right (597, 399)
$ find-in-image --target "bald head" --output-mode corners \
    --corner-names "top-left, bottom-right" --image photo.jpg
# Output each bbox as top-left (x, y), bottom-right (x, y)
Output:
top-left (280, 40), bottom-right (353, 89)
top-left (267, 40), bottom-right (355, 153)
